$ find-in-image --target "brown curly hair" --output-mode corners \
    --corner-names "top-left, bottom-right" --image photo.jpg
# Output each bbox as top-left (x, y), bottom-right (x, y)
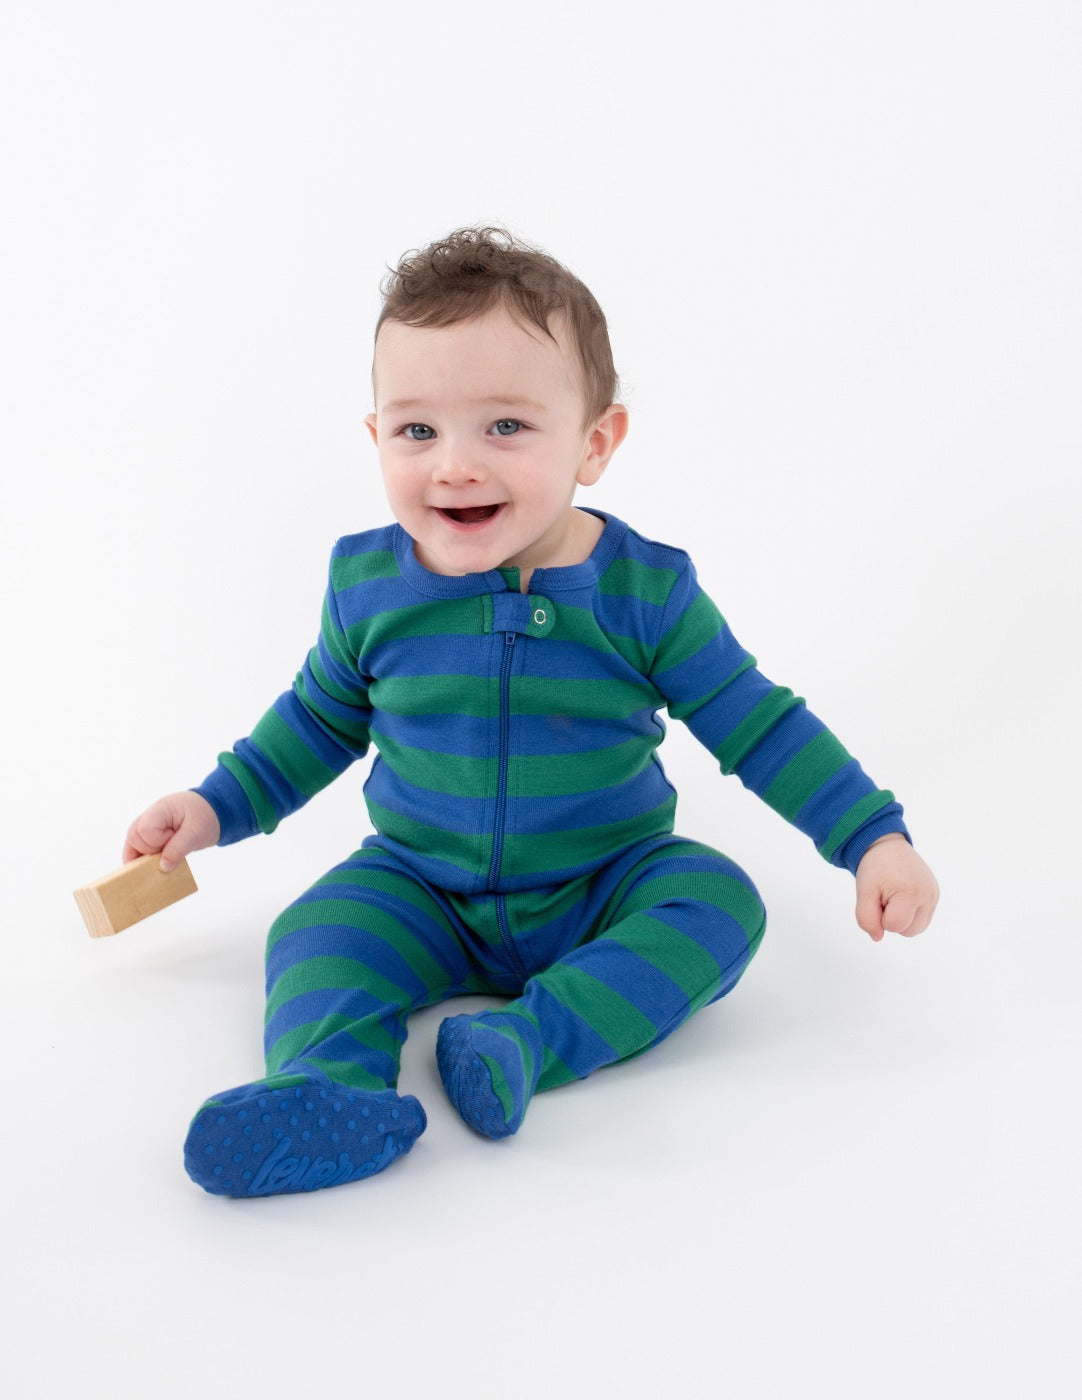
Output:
top-left (375, 226), bottom-right (619, 426)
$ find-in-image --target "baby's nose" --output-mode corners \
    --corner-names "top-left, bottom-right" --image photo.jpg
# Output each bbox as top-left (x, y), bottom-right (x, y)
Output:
top-left (432, 444), bottom-right (486, 484)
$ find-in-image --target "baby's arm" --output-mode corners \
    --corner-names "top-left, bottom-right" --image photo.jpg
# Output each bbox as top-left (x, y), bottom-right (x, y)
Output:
top-left (854, 833), bottom-right (939, 940)
top-left (649, 555), bottom-right (939, 938)
top-left (123, 791), bottom-right (221, 872)
top-left (121, 542), bottom-right (372, 870)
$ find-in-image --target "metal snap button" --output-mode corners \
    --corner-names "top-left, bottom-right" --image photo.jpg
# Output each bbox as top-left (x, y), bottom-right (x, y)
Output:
top-left (532, 608), bottom-right (547, 626)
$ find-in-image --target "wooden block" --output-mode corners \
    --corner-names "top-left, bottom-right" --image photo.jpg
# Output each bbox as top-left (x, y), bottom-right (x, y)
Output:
top-left (73, 854), bottom-right (198, 938)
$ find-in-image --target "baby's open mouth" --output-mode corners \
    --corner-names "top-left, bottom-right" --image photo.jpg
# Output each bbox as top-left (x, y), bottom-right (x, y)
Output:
top-left (439, 505), bottom-right (503, 525)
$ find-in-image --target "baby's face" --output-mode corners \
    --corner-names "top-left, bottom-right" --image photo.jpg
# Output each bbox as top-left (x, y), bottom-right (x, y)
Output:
top-left (366, 306), bottom-right (611, 580)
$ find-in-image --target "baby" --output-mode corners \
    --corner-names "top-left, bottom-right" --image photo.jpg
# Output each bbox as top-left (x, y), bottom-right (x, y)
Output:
top-left (125, 226), bottom-right (939, 1198)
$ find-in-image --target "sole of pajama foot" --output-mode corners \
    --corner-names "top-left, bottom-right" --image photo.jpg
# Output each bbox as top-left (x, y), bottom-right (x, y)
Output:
top-left (184, 1078), bottom-right (426, 1196)
top-left (436, 1015), bottom-right (517, 1140)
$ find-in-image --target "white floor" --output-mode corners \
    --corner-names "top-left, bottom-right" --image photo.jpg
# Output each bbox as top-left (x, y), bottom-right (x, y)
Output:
top-left (7, 758), bottom-right (1078, 1398)
top-left (3, 5), bottom-right (1080, 1396)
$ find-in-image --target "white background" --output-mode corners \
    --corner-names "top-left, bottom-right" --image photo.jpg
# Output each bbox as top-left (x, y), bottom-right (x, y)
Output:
top-left (2, 2), bottom-right (1079, 1396)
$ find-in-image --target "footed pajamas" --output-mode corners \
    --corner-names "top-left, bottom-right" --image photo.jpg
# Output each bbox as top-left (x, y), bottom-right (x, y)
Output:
top-left (185, 512), bottom-right (909, 1196)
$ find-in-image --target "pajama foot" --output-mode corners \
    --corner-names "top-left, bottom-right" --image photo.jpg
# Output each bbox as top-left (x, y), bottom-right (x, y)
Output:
top-left (436, 1013), bottom-right (540, 1140)
top-left (184, 1073), bottom-right (426, 1197)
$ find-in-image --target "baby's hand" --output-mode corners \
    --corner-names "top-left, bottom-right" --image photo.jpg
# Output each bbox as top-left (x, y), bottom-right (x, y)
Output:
top-left (854, 834), bottom-right (939, 941)
top-left (123, 791), bottom-right (221, 872)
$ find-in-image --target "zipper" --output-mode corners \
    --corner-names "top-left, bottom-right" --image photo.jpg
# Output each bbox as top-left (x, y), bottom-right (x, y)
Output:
top-left (496, 893), bottom-right (527, 980)
top-left (489, 630), bottom-right (527, 978)
top-left (488, 630), bottom-right (516, 887)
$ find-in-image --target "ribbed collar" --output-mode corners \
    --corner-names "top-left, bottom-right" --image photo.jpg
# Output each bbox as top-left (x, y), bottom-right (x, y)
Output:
top-left (392, 509), bottom-right (629, 598)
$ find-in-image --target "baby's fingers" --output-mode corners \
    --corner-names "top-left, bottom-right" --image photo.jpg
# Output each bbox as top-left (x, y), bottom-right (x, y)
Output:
top-left (881, 890), bottom-right (932, 938)
top-left (123, 792), bottom-right (220, 870)
top-left (123, 815), bottom-right (174, 867)
top-left (855, 882), bottom-right (895, 941)
top-left (122, 797), bottom-right (186, 867)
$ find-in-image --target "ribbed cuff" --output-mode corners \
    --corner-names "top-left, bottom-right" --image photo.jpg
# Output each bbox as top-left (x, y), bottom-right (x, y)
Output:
top-left (837, 811), bottom-right (912, 875)
top-left (192, 765), bottom-right (261, 846)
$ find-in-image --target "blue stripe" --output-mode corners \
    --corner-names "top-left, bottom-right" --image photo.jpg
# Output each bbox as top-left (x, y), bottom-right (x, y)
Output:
top-left (645, 902), bottom-right (754, 969)
top-left (509, 707), bottom-right (663, 756)
top-left (266, 927), bottom-right (430, 999)
top-left (654, 626), bottom-right (755, 713)
top-left (305, 877), bottom-right (473, 983)
top-left (274, 1028), bottom-right (400, 1085)
top-left (276, 690), bottom-right (366, 769)
top-left (522, 982), bottom-right (618, 1078)
top-left (512, 639), bottom-right (660, 690)
top-left (265, 984), bottom-right (387, 1048)
top-left (724, 703), bottom-right (823, 793)
top-left (370, 711), bottom-right (491, 758)
top-left (313, 632), bottom-right (367, 697)
top-left (359, 834), bottom-right (492, 894)
top-left (232, 736), bottom-right (307, 815)
top-left (364, 760), bottom-right (489, 835)
top-left (337, 575), bottom-right (437, 624)
top-left (366, 631), bottom-right (494, 678)
top-left (665, 663), bottom-right (771, 742)
top-left (574, 942), bottom-right (692, 1031)
top-left (503, 768), bottom-right (676, 836)
top-left (593, 591), bottom-right (667, 647)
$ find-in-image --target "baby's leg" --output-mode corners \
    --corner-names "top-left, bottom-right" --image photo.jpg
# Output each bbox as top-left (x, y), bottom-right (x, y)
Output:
top-left (186, 847), bottom-right (486, 1196)
top-left (437, 839), bottom-right (766, 1139)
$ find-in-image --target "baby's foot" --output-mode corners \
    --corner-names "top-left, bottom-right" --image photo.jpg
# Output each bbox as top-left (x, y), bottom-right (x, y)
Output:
top-left (184, 1072), bottom-right (426, 1197)
top-left (436, 1012), bottom-right (541, 1140)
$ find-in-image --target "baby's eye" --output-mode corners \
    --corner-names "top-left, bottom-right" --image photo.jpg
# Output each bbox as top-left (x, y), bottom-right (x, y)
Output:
top-left (491, 419), bottom-right (523, 437)
top-left (403, 423), bottom-right (435, 441)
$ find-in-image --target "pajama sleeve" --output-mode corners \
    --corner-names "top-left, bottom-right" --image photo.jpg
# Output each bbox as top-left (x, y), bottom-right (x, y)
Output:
top-left (650, 558), bottom-right (910, 874)
top-left (193, 556), bottom-right (372, 845)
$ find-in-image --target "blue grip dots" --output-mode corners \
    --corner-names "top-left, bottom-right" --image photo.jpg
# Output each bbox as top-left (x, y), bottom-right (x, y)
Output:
top-left (184, 1073), bottom-right (426, 1197)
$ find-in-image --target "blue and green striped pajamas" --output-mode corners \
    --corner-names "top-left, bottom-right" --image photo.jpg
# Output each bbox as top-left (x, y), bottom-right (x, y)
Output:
top-left (184, 512), bottom-right (908, 1195)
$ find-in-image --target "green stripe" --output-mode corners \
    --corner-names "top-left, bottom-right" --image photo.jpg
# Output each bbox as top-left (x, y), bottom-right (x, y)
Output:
top-left (374, 672), bottom-right (656, 722)
top-left (664, 655), bottom-right (756, 721)
top-left (219, 751), bottom-right (279, 834)
top-left (446, 881), bottom-right (592, 938)
top-left (490, 1020), bottom-right (536, 1087)
top-left (289, 1057), bottom-right (388, 1091)
top-left (599, 557), bottom-right (679, 605)
top-left (763, 729), bottom-right (851, 822)
top-left (364, 798), bottom-right (492, 881)
top-left (372, 674), bottom-right (493, 718)
top-left (351, 597), bottom-right (486, 652)
top-left (331, 548), bottom-right (400, 589)
top-left (535, 1050), bottom-right (577, 1092)
top-left (511, 675), bottom-right (657, 719)
top-left (655, 591), bottom-right (725, 671)
top-left (540, 965), bottom-right (656, 1055)
top-left (265, 956), bottom-right (412, 1023)
top-left (606, 914), bottom-right (723, 1008)
top-left (249, 709), bottom-right (339, 798)
top-left (597, 849), bottom-right (767, 982)
top-left (479, 1055), bottom-right (516, 1122)
top-left (712, 687), bottom-right (802, 775)
top-left (543, 599), bottom-right (655, 674)
top-left (267, 896), bottom-right (454, 991)
top-left (819, 790), bottom-right (895, 863)
top-left (316, 860), bottom-right (458, 934)
top-left (371, 730), bottom-right (498, 799)
top-left (609, 871), bottom-right (765, 941)
top-left (502, 800), bottom-right (676, 878)
top-left (266, 1013), bottom-right (401, 1073)
top-left (512, 737), bottom-right (655, 798)
top-left (305, 647), bottom-right (370, 724)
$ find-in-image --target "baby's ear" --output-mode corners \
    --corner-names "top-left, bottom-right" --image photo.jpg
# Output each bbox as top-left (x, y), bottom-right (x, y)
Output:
top-left (364, 413), bottom-right (379, 445)
top-left (578, 404), bottom-right (629, 485)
